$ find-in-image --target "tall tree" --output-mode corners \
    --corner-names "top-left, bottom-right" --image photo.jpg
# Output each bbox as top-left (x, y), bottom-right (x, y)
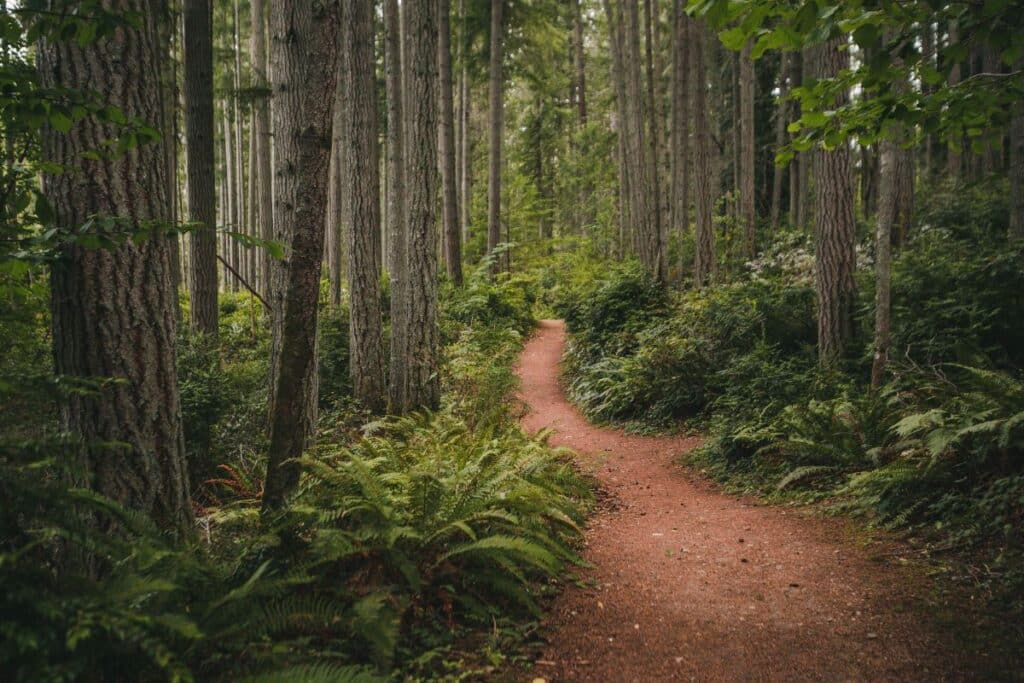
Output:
top-left (342, 0), bottom-right (386, 412)
top-left (1011, 60), bottom-right (1024, 238)
top-left (385, 0), bottom-right (408, 413)
top-left (571, 0), bottom-right (587, 125)
top-left (603, 0), bottom-right (632, 255)
top-left (39, 0), bottom-right (193, 534)
top-left (643, 0), bottom-right (664, 275)
top-left (184, 0), bottom-right (218, 335)
top-left (262, 0), bottom-right (340, 511)
top-left (691, 20), bottom-right (714, 286)
top-left (250, 0), bottom-right (273, 298)
top-left (811, 38), bottom-right (856, 365)
top-left (458, 0), bottom-right (473, 246)
top-left (770, 53), bottom-right (789, 232)
top-left (670, 0), bottom-right (690, 277)
top-left (400, 0), bottom-right (442, 411)
top-left (486, 0), bottom-right (504, 274)
top-left (438, 0), bottom-right (463, 285)
top-left (739, 40), bottom-right (755, 257)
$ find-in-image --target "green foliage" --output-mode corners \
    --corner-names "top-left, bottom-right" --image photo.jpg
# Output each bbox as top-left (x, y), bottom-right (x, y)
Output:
top-left (318, 306), bottom-right (353, 410)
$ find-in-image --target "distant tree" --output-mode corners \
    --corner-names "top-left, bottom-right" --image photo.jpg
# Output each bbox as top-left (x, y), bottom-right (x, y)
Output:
top-left (691, 21), bottom-right (715, 287)
top-left (439, 0), bottom-right (463, 285)
top-left (385, 0), bottom-right (408, 413)
top-left (487, 0), bottom-right (504, 275)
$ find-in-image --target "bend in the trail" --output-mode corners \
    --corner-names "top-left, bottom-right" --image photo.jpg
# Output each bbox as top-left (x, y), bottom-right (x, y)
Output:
top-left (515, 319), bottom-right (971, 683)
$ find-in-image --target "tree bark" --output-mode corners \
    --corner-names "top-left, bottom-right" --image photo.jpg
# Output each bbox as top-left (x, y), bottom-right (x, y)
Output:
top-left (39, 0), bottom-right (193, 535)
top-left (262, 0), bottom-right (340, 511)
top-left (486, 0), bottom-right (504, 275)
top-left (671, 2), bottom-right (690, 280)
top-left (342, 0), bottom-right (386, 412)
top-left (691, 20), bottom-right (714, 286)
top-left (458, 1), bottom-right (473, 246)
top-left (788, 51), bottom-right (803, 229)
top-left (572, 0), bottom-right (588, 125)
top-left (643, 0), bottom-right (664, 277)
top-left (811, 38), bottom-right (857, 365)
top-left (385, 0), bottom-right (408, 412)
top-left (438, 0), bottom-right (463, 285)
top-left (1011, 59), bottom-right (1024, 238)
top-left (739, 39), bottom-right (755, 257)
top-left (231, 0), bottom-right (244, 293)
top-left (250, 0), bottom-right (273, 299)
top-left (184, 0), bottom-right (218, 335)
top-left (603, 0), bottom-right (631, 256)
top-left (400, 0), bottom-right (442, 412)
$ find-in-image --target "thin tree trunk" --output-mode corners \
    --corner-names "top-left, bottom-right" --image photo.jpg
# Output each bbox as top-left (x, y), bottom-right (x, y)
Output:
top-left (624, 0), bottom-right (658, 276)
top-left (691, 20), bottom-right (714, 286)
top-left (603, 0), bottom-right (631, 255)
top-left (438, 0), bottom-right (462, 285)
top-left (231, 0), bottom-right (244, 293)
top-left (262, 0), bottom-right (340, 511)
top-left (157, 0), bottom-right (181, 311)
top-left (385, 0), bottom-right (408, 412)
top-left (224, 103), bottom-right (239, 292)
top-left (342, 0), bottom-right (386, 412)
top-left (251, 0), bottom-right (273, 299)
top-left (572, 0), bottom-right (587, 124)
top-left (644, 0), bottom-right (664, 278)
top-left (327, 128), bottom-right (344, 306)
top-left (811, 38), bottom-right (857, 365)
top-left (671, 2), bottom-right (690, 279)
top-left (400, 0), bottom-right (442, 412)
top-left (1011, 59), bottom-right (1024, 238)
top-left (947, 20), bottom-right (962, 181)
top-left (739, 39), bottom-right (755, 257)
top-left (486, 0), bottom-right (504, 275)
top-left (788, 52), bottom-right (802, 228)
top-left (770, 53), bottom-right (789, 232)
top-left (184, 0), bottom-right (218, 335)
top-left (39, 0), bottom-right (193, 535)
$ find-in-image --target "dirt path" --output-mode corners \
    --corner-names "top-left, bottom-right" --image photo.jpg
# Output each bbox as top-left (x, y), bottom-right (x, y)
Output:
top-left (515, 320), bottom-right (972, 682)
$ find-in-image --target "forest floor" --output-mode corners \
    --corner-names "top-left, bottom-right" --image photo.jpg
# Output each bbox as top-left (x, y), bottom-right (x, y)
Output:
top-left (512, 319), bottom-right (998, 683)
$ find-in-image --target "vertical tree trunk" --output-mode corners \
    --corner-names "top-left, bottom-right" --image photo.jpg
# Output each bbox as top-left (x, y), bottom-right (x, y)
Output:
top-left (572, 0), bottom-right (588, 125)
top-left (671, 2), bottom-right (690, 279)
top-left (811, 38), bottom-right (857, 365)
top-left (788, 51), bottom-right (803, 228)
top-left (157, 0), bottom-right (181, 309)
top-left (231, 0), bottom-right (244, 293)
top-left (1011, 59), bottom-right (1024, 238)
top-left (184, 0), bottom-right (218, 335)
top-left (486, 0), bottom-right (504, 275)
top-left (223, 103), bottom-right (240, 292)
top-left (603, 0), bottom-right (631, 256)
top-left (921, 23), bottom-right (935, 180)
top-left (770, 53), bottom-right (789, 232)
top-left (342, 0), bottom-right (386, 412)
top-left (385, 0), bottom-right (408, 412)
top-left (691, 20), bottom-right (714, 286)
top-left (39, 0), bottom-right (193, 534)
top-left (327, 128), bottom-right (344, 307)
top-left (401, 0), bottom-right (442, 412)
top-left (947, 20), bottom-right (962, 181)
top-left (739, 39), bottom-right (755, 257)
top-left (457, 1), bottom-right (472, 247)
top-left (643, 0), bottom-right (664, 277)
top-left (871, 140), bottom-right (896, 389)
top-left (262, 0), bottom-right (340, 511)
top-left (250, 0), bottom-right (273, 299)
top-left (438, 0), bottom-right (463, 285)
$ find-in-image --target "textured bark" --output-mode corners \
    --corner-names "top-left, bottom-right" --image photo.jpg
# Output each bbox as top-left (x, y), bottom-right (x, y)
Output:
top-left (223, 105), bottom-right (239, 292)
top-left (184, 0), bottom-right (218, 335)
top-left (770, 53), bottom-right (789, 232)
top-left (643, 0), bottom-right (664, 277)
top-left (250, 0), bottom-right (273, 298)
top-left (486, 0), bottom-right (504, 274)
top-left (401, 0), bottom-right (441, 412)
top-left (342, 0), bottom-right (386, 412)
top-left (231, 0), bottom-right (244, 293)
top-left (670, 2), bottom-right (690, 279)
top-left (458, 0), bottom-right (473, 245)
top-left (603, 0), bottom-right (631, 253)
top-left (811, 38), bottom-right (857, 365)
top-left (438, 0), bottom-right (463, 285)
top-left (262, 0), bottom-right (340, 510)
top-left (39, 1), bottom-right (193, 534)
top-left (385, 0), bottom-right (408, 412)
top-left (572, 0), bottom-right (587, 125)
top-left (156, 0), bottom-right (180, 306)
top-left (691, 21), bottom-right (714, 287)
top-left (871, 141), bottom-right (896, 388)
top-left (327, 129), bottom-right (343, 307)
top-left (739, 40), bottom-right (755, 258)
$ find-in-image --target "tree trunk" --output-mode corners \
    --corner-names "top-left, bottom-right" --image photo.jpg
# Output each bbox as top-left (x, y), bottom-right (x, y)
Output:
top-left (739, 40), bottom-right (755, 257)
top-left (400, 0), bottom-right (442, 412)
top-left (39, 0), bottom-right (193, 535)
top-left (262, 0), bottom-right (340, 511)
top-left (770, 53), bottom-right (789, 232)
top-left (643, 0), bottom-right (664, 278)
top-left (671, 2), bottom-right (690, 280)
top-left (788, 52), bottom-right (803, 229)
top-left (184, 0), bottom-right (218, 335)
top-left (251, 0), bottom-right (273, 299)
top-left (811, 38), bottom-right (857, 365)
top-left (385, 0), bottom-right (408, 412)
top-left (458, 0), bottom-right (473, 246)
top-left (223, 104), bottom-right (239, 292)
top-left (486, 0), bottom-right (504, 275)
top-left (1011, 59), bottom-right (1024, 238)
top-left (603, 0), bottom-right (631, 256)
top-left (342, 0), bottom-right (386, 413)
top-left (691, 20), bottom-right (714, 286)
top-left (327, 128), bottom-right (344, 307)
top-left (231, 0), bottom-right (244, 293)
top-left (438, 0), bottom-right (463, 285)
top-left (947, 20), bottom-right (962, 181)
top-left (572, 0), bottom-right (588, 124)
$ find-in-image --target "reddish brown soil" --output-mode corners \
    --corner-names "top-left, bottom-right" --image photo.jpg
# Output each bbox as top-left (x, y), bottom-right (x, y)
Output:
top-left (514, 320), bottom-right (975, 683)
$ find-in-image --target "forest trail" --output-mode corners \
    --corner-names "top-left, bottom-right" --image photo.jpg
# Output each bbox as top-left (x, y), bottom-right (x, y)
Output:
top-left (515, 320), bottom-right (968, 682)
